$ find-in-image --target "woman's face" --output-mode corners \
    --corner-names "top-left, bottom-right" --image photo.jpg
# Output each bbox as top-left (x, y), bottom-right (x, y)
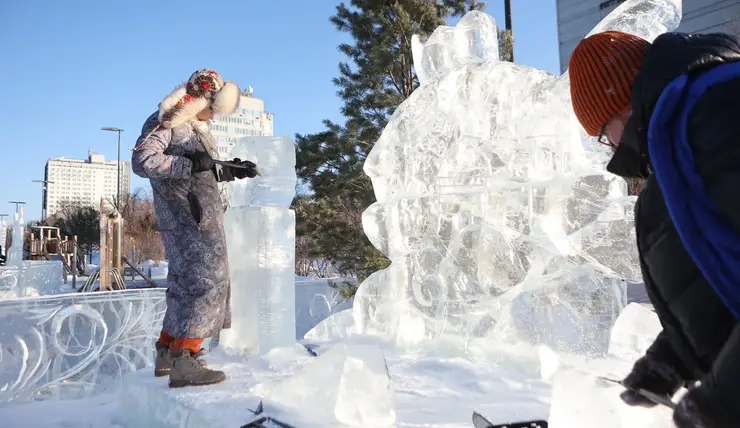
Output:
top-left (196, 107), bottom-right (214, 121)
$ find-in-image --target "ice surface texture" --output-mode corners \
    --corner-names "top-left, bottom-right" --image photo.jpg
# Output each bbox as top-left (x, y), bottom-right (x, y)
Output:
top-left (0, 288), bottom-right (166, 403)
top-left (221, 136), bottom-right (297, 355)
top-left (0, 261), bottom-right (64, 298)
top-left (295, 278), bottom-right (354, 339)
top-left (356, 1), bottom-right (682, 352)
top-left (228, 136), bottom-right (297, 208)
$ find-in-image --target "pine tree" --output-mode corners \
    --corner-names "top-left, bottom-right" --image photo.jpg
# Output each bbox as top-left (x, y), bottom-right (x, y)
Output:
top-left (294, 0), bottom-right (485, 280)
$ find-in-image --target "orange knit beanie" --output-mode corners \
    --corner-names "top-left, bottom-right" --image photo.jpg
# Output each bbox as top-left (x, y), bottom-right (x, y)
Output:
top-left (569, 31), bottom-right (651, 136)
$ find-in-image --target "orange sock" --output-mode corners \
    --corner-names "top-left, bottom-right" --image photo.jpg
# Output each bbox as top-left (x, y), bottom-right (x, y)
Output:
top-left (158, 330), bottom-right (175, 347)
top-left (170, 338), bottom-right (204, 354)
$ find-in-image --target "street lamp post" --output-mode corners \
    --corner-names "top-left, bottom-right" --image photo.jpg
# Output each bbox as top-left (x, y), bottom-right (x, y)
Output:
top-left (9, 201), bottom-right (26, 215)
top-left (504, 0), bottom-right (513, 62)
top-left (101, 127), bottom-right (124, 211)
top-left (32, 179), bottom-right (54, 221)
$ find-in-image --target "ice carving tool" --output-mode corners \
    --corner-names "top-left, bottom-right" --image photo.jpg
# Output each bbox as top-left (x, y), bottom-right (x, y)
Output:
top-left (472, 411), bottom-right (547, 428)
top-left (597, 376), bottom-right (677, 409)
top-left (213, 159), bottom-right (262, 176)
top-left (241, 401), bottom-right (298, 428)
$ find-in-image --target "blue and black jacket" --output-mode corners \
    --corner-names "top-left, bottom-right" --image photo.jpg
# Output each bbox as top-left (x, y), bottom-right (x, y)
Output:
top-left (607, 32), bottom-right (740, 412)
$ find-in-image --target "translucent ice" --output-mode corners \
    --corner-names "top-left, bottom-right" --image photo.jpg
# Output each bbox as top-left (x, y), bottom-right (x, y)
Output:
top-left (221, 136), bottom-right (297, 355)
top-left (0, 260), bottom-right (63, 298)
top-left (255, 344), bottom-right (395, 426)
top-left (227, 136), bottom-right (298, 208)
top-left (7, 209), bottom-right (24, 266)
top-left (295, 278), bottom-right (354, 339)
top-left (412, 11), bottom-right (499, 85)
top-left (608, 302), bottom-right (661, 361)
top-left (355, 0), bottom-right (681, 353)
top-left (0, 288), bottom-right (166, 403)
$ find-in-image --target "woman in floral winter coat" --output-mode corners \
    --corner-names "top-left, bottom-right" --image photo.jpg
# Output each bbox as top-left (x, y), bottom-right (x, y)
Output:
top-left (132, 69), bottom-right (258, 388)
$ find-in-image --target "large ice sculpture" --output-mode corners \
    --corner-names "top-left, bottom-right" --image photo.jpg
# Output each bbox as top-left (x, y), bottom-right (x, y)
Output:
top-left (355, 1), bottom-right (681, 352)
top-left (221, 136), bottom-right (297, 355)
top-left (0, 288), bottom-right (166, 403)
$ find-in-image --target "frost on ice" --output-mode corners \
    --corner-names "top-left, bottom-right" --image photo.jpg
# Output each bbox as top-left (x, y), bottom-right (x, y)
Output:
top-left (353, 0), bottom-right (682, 354)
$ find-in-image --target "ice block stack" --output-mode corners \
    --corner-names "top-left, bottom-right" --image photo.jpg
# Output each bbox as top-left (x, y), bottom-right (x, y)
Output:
top-left (220, 136), bottom-right (297, 355)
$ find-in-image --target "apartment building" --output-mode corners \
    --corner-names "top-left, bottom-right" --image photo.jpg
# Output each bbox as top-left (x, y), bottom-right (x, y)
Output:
top-left (210, 87), bottom-right (275, 159)
top-left (44, 152), bottom-right (131, 218)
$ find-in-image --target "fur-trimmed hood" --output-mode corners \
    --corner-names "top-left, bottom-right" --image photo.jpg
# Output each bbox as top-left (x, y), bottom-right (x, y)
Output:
top-left (157, 69), bottom-right (240, 129)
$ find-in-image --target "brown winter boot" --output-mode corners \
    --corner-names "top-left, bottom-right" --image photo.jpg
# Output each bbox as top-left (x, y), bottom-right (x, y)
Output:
top-left (155, 342), bottom-right (208, 377)
top-left (168, 349), bottom-right (226, 388)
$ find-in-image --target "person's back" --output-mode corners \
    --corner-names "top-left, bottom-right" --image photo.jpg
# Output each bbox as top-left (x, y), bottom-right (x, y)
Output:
top-left (569, 31), bottom-right (740, 427)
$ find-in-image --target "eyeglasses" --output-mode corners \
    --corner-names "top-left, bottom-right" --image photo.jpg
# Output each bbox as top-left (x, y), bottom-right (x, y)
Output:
top-left (596, 124), bottom-right (616, 149)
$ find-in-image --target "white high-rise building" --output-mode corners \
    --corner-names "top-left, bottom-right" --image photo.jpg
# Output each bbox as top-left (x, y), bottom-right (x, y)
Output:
top-left (210, 87), bottom-right (274, 160)
top-left (44, 152), bottom-right (131, 218)
top-left (557, 0), bottom-right (740, 73)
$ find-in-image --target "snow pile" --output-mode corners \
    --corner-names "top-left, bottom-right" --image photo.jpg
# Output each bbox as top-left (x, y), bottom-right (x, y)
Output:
top-left (139, 260), bottom-right (169, 278)
top-left (352, 0), bottom-right (682, 357)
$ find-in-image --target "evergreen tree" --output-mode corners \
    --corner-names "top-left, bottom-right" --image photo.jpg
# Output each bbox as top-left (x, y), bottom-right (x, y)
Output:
top-left (294, 0), bottom-right (485, 280)
top-left (498, 28), bottom-right (514, 62)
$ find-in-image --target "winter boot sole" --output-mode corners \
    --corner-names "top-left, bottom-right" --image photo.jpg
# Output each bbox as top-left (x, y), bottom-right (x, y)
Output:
top-left (155, 368), bottom-right (170, 377)
top-left (168, 374), bottom-right (226, 388)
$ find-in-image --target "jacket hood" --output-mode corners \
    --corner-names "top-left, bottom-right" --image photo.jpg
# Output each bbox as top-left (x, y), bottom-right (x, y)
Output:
top-left (157, 69), bottom-right (241, 129)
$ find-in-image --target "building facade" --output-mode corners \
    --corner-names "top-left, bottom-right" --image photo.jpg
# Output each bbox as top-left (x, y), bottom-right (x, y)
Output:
top-left (44, 152), bottom-right (131, 218)
top-left (557, 0), bottom-right (740, 73)
top-left (210, 88), bottom-right (274, 159)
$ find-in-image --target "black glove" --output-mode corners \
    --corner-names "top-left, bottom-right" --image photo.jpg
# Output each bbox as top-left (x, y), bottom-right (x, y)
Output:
top-left (620, 353), bottom-right (685, 407)
top-left (673, 384), bottom-right (736, 428)
top-left (184, 151), bottom-right (215, 174)
top-left (230, 158), bottom-right (259, 179)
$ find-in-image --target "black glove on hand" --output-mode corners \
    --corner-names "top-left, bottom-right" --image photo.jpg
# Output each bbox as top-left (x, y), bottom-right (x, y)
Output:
top-left (620, 354), bottom-right (685, 407)
top-left (673, 384), bottom-right (736, 428)
top-left (230, 157), bottom-right (259, 179)
top-left (185, 151), bottom-right (215, 174)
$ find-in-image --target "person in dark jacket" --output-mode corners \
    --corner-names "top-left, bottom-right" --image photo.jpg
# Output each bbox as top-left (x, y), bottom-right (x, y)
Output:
top-left (568, 31), bottom-right (740, 427)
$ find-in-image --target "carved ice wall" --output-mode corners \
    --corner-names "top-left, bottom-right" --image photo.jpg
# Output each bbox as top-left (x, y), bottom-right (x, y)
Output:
top-left (0, 288), bottom-right (166, 403)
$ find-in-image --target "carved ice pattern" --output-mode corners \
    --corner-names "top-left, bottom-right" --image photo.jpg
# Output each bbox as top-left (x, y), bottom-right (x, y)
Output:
top-left (0, 261), bottom-right (65, 298)
top-left (0, 288), bottom-right (166, 403)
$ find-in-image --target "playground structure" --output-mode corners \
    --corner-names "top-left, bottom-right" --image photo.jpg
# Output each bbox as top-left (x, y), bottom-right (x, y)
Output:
top-left (1, 198), bottom-right (159, 292)
top-left (28, 226), bottom-right (78, 284)
top-left (84, 199), bottom-right (158, 292)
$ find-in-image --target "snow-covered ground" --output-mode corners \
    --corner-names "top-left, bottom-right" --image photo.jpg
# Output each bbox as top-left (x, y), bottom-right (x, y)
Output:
top-left (0, 302), bottom-right (676, 428)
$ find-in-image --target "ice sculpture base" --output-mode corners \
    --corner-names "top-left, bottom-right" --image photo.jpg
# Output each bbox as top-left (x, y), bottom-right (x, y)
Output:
top-left (222, 206), bottom-right (296, 355)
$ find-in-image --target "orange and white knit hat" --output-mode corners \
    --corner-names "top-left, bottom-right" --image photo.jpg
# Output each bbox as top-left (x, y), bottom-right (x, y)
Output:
top-left (569, 31), bottom-right (651, 136)
top-left (158, 69), bottom-right (241, 129)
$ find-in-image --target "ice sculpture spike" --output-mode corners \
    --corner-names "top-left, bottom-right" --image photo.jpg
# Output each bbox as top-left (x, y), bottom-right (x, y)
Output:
top-left (586, 0), bottom-right (682, 42)
top-left (412, 11), bottom-right (499, 85)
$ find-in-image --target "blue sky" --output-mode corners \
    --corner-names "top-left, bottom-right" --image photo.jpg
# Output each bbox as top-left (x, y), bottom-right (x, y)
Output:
top-left (0, 0), bottom-right (559, 223)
